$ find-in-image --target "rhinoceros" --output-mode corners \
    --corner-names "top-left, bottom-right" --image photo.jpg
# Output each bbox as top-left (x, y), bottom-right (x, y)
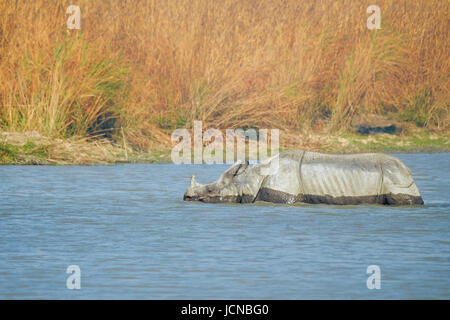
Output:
top-left (183, 150), bottom-right (424, 205)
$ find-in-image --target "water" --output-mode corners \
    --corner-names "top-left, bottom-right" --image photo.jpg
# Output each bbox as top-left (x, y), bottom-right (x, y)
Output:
top-left (0, 153), bottom-right (449, 299)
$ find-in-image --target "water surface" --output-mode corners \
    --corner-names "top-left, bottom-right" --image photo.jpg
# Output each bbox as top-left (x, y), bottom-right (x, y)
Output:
top-left (0, 153), bottom-right (449, 299)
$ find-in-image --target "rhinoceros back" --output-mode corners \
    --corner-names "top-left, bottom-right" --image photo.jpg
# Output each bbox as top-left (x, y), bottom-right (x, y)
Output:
top-left (255, 150), bottom-right (422, 205)
top-left (300, 152), bottom-right (383, 199)
top-left (297, 151), bottom-right (422, 204)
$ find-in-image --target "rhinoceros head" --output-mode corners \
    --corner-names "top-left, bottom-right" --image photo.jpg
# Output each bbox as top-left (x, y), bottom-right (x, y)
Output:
top-left (183, 160), bottom-right (261, 203)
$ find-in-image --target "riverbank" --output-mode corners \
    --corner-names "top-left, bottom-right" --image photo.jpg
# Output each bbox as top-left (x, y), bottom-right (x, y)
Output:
top-left (1, 129), bottom-right (448, 165)
top-left (0, 132), bottom-right (170, 165)
top-left (314, 130), bottom-right (450, 154)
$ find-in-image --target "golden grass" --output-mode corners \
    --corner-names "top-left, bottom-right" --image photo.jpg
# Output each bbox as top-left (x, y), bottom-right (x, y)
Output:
top-left (0, 0), bottom-right (448, 150)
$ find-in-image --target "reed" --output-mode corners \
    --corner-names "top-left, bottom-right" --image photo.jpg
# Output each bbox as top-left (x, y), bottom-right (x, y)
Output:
top-left (0, 0), bottom-right (448, 150)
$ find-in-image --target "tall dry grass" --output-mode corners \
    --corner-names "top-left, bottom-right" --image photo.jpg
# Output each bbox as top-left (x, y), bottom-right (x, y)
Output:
top-left (0, 0), bottom-right (448, 150)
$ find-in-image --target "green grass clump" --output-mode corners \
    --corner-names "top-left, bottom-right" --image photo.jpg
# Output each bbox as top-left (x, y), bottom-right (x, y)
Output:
top-left (0, 142), bottom-right (19, 164)
top-left (0, 141), bottom-right (49, 165)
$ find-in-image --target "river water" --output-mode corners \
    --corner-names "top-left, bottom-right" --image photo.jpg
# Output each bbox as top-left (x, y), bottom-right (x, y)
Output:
top-left (0, 153), bottom-right (449, 299)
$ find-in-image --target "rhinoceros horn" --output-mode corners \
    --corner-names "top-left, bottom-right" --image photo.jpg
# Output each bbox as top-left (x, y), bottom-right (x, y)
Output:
top-left (190, 175), bottom-right (200, 188)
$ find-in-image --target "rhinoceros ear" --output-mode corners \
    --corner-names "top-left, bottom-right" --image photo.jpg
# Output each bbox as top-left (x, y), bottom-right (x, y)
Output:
top-left (237, 160), bottom-right (249, 175)
top-left (224, 160), bottom-right (249, 178)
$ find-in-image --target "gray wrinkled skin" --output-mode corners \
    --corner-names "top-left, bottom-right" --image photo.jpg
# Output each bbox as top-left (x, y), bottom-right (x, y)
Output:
top-left (183, 151), bottom-right (424, 205)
